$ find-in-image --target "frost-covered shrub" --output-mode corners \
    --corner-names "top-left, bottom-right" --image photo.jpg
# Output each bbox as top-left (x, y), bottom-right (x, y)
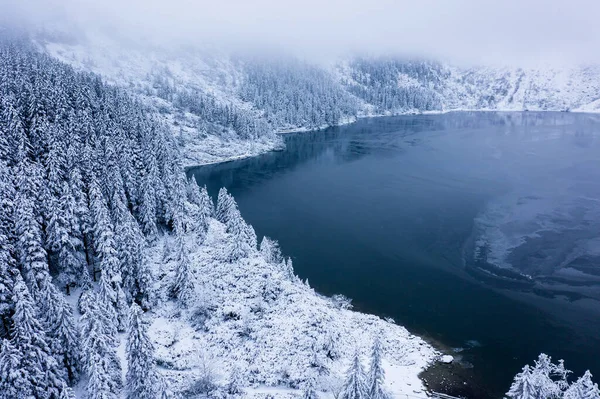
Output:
top-left (261, 277), bottom-right (282, 303)
top-left (191, 305), bottom-right (212, 331)
top-left (226, 366), bottom-right (244, 395)
top-left (186, 351), bottom-right (222, 397)
top-left (331, 294), bottom-right (353, 310)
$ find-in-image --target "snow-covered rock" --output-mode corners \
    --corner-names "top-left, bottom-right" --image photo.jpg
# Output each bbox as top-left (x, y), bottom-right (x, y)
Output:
top-left (440, 355), bottom-right (454, 364)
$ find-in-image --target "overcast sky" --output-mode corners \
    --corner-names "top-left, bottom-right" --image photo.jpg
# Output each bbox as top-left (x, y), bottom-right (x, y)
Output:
top-left (4, 0), bottom-right (600, 65)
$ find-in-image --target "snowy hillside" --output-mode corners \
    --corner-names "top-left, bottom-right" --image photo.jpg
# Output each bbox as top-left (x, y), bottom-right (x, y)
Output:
top-left (36, 32), bottom-right (600, 169)
top-left (40, 32), bottom-right (283, 167)
top-left (335, 58), bottom-right (600, 114)
top-left (144, 216), bottom-right (436, 398)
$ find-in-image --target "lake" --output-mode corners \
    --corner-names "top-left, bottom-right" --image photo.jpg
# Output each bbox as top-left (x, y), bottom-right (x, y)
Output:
top-left (187, 112), bottom-right (600, 397)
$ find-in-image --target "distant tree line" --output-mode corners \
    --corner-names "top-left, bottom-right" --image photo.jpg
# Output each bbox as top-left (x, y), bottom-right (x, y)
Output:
top-left (239, 57), bottom-right (359, 130)
top-left (148, 70), bottom-right (273, 140)
top-left (340, 58), bottom-right (445, 114)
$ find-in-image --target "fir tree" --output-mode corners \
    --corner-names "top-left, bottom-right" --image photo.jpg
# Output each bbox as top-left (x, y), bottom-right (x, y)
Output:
top-left (367, 336), bottom-right (387, 399)
top-left (126, 303), bottom-right (162, 399)
top-left (99, 270), bottom-right (119, 332)
top-left (39, 278), bottom-right (82, 384)
top-left (303, 377), bottom-right (319, 399)
top-left (113, 191), bottom-right (151, 307)
top-left (58, 381), bottom-right (76, 399)
top-left (0, 244), bottom-right (16, 338)
top-left (227, 365), bottom-right (243, 395)
top-left (260, 236), bottom-right (283, 264)
top-left (53, 181), bottom-right (88, 292)
top-left (216, 187), bottom-right (235, 224)
top-left (565, 371), bottom-right (600, 399)
top-left (14, 192), bottom-right (49, 295)
top-left (171, 232), bottom-right (194, 307)
top-left (341, 351), bottom-right (367, 399)
top-left (185, 178), bottom-right (213, 240)
top-left (199, 185), bottom-right (214, 221)
top-left (10, 277), bottom-right (68, 398)
top-left (80, 291), bottom-right (122, 399)
top-left (506, 365), bottom-right (537, 399)
top-left (138, 171), bottom-right (158, 240)
top-left (0, 338), bottom-right (29, 397)
top-left (226, 207), bottom-right (254, 262)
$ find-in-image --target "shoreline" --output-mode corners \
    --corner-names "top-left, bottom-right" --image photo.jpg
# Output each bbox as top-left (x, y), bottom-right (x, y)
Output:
top-left (183, 108), bottom-right (600, 169)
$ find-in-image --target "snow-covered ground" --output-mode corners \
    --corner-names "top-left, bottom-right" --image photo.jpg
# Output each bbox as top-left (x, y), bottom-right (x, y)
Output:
top-left (145, 220), bottom-right (437, 398)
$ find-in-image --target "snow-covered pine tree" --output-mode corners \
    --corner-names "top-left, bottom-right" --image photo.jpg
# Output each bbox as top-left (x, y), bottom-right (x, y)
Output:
top-left (506, 365), bottom-right (536, 399)
top-left (10, 277), bottom-right (68, 398)
top-left (367, 335), bottom-right (387, 399)
top-left (14, 191), bottom-right (49, 296)
top-left (91, 185), bottom-right (129, 331)
top-left (164, 161), bottom-right (188, 231)
top-left (80, 290), bottom-right (122, 399)
top-left (126, 303), bottom-right (163, 399)
top-left (260, 236), bottom-right (283, 264)
top-left (227, 365), bottom-right (243, 395)
top-left (45, 192), bottom-right (69, 255)
top-left (216, 187), bottom-right (235, 224)
top-left (303, 377), bottom-right (320, 399)
top-left (54, 180), bottom-right (88, 293)
top-left (282, 257), bottom-right (296, 281)
top-left (113, 190), bottom-right (151, 307)
top-left (530, 354), bottom-right (565, 398)
top-left (226, 206), bottom-right (253, 262)
top-left (186, 177), bottom-right (204, 233)
top-left (564, 371), bottom-right (600, 399)
top-left (39, 278), bottom-right (82, 384)
top-left (138, 170), bottom-right (159, 240)
top-left (185, 178), bottom-right (213, 241)
top-left (99, 269), bottom-right (120, 332)
top-left (341, 350), bottom-right (367, 399)
top-left (0, 234), bottom-right (16, 338)
top-left (171, 231), bottom-right (194, 307)
top-left (199, 185), bottom-right (215, 220)
top-left (89, 175), bottom-right (117, 265)
top-left (58, 381), bottom-right (76, 399)
top-left (0, 338), bottom-right (27, 397)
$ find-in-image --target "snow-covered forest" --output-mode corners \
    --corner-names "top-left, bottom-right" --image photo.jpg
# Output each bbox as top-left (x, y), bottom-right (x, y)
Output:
top-left (0, 32), bottom-right (184, 397)
top-left (238, 57), bottom-right (359, 131)
top-left (0, 32), bottom-right (437, 399)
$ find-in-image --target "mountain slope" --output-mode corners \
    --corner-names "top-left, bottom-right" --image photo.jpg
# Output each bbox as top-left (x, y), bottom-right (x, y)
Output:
top-left (37, 32), bottom-right (600, 169)
top-left (335, 58), bottom-right (600, 113)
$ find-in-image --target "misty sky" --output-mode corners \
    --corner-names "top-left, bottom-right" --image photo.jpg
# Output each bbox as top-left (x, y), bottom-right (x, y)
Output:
top-left (4, 0), bottom-right (600, 65)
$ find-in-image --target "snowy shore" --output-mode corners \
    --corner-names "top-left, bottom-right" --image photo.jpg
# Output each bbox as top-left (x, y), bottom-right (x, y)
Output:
top-left (146, 220), bottom-right (439, 398)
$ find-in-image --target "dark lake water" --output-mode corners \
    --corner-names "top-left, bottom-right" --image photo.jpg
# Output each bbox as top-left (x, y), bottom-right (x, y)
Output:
top-left (187, 112), bottom-right (600, 397)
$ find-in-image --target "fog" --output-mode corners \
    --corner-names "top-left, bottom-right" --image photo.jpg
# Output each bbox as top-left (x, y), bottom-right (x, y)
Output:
top-left (3, 0), bottom-right (600, 65)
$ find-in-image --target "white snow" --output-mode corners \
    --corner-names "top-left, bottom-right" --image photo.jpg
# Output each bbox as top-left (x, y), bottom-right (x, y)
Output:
top-left (143, 220), bottom-right (437, 398)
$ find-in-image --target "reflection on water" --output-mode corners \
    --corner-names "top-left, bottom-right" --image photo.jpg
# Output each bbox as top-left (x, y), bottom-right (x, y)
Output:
top-left (188, 112), bottom-right (600, 397)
